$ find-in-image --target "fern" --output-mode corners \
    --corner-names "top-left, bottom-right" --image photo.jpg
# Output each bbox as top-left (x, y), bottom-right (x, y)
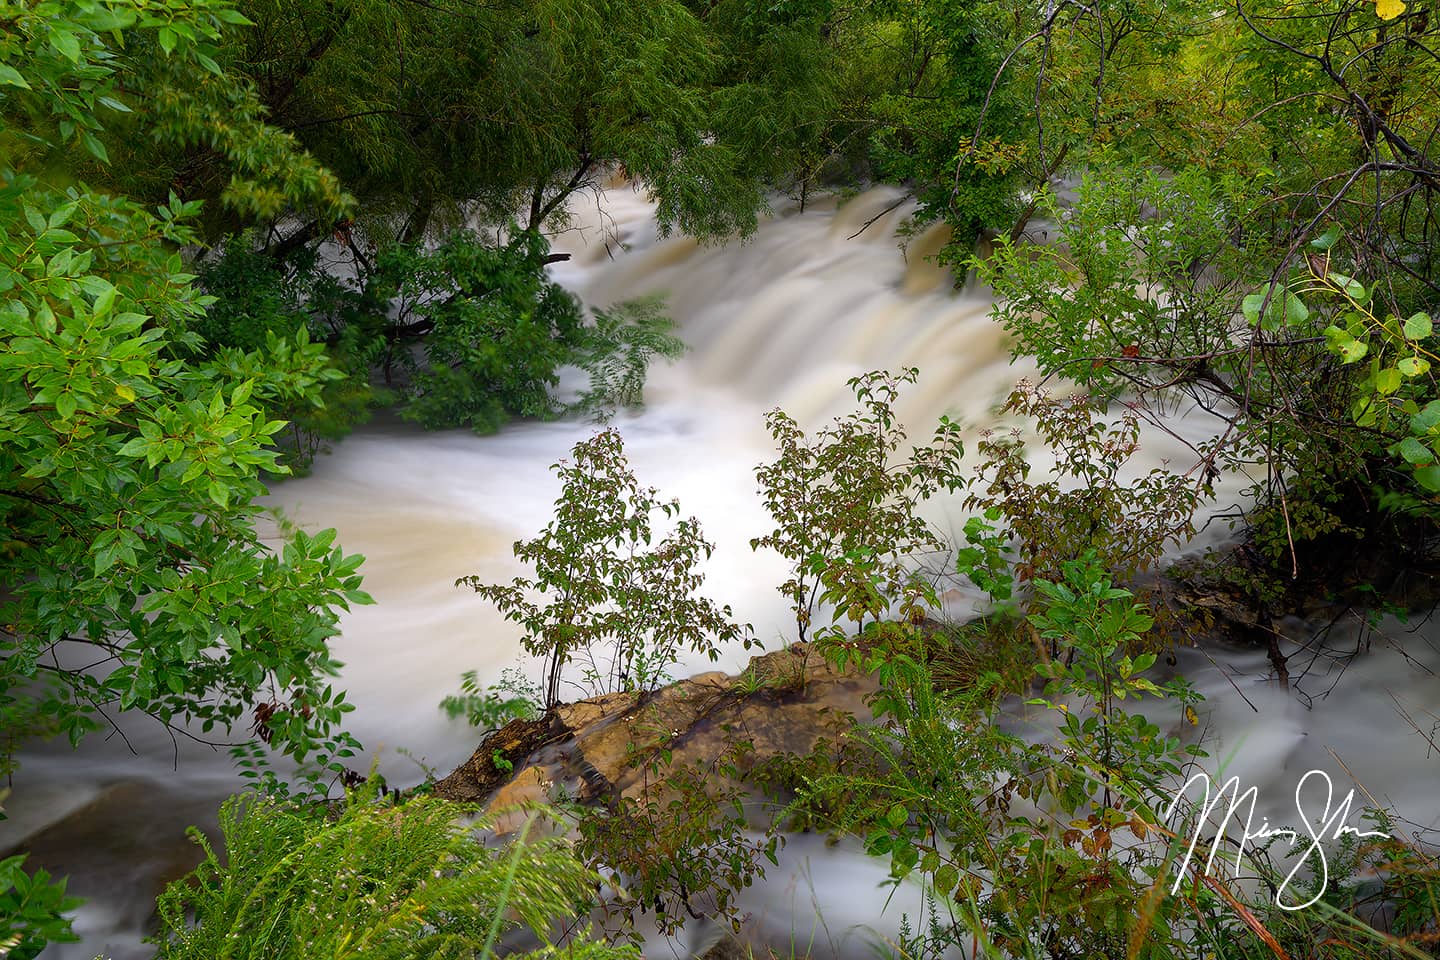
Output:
top-left (150, 782), bottom-right (634, 960)
top-left (574, 297), bottom-right (685, 416)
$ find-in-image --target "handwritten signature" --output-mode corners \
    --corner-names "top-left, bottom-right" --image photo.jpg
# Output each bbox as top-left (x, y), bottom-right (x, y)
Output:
top-left (1162, 769), bottom-right (1390, 911)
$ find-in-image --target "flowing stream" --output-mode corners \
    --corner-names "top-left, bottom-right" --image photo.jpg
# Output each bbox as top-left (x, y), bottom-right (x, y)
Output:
top-left (5, 185), bottom-right (1439, 959)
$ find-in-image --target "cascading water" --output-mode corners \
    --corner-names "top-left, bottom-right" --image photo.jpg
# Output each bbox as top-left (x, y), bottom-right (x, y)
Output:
top-left (4, 185), bottom-right (1438, 959)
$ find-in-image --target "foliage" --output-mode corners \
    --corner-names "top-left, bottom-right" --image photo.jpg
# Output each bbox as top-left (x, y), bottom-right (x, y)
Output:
top-left (979, 169), bottom-right (1263, 406)
top-left (975, 167), bottom-right (1421, 573)
top-left (193, 238), bottom-right (380, 470)
top-left (0, 0), bottom-right (370, 776)
top-left (965, 0), bottom-right (1440, 569)
top-left (861, 0), bottom-right (1031, 249)
top-left (440, 668), bottom-right (542, 734)
top-left (0, 0), bottom-right (350, 230)
top-left (460, 429), bottom-right (754, 708)
top-left (1291, 253), bottom-right (1440, 498)
top-left (185, 0), bottom-right (802, 246)
top-left (1026, 555), bottom-right (1204, 817)
top-left (751, 368), bottom-right (965, 645)
top-left (375, 231), bottom-right (586, 434)
top-left (150, 782), bottom-right (635, 960)
top-left (573, 297), bottom-right (685, 417)
top-left (0, 854), bottom-right (80, 960)
top-left (791, 557), bottom-right (1211, 960)
top-left (961, 382), bottom-right (1206, 599)
top-left (199, 230), bottom-right (683, 462)
top-left (574, 746), bottom-right (782, 941)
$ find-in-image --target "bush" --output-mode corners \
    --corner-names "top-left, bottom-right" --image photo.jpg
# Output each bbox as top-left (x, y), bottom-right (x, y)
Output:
top-left (460, 429), bottom-right (754, 708)
top-left (0, 852), bottom-right (80, 960)
top-left (751, 368), bottom-right (965, 647)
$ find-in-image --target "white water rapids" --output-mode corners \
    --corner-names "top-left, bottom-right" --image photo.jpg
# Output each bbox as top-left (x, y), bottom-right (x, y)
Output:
top-left (4, 186), bottom-right (1439, 959)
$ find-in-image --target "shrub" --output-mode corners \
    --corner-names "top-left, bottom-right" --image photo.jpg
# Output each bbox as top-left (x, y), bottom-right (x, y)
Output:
top-left (751, 368), bottom-right (965, 647)
top-left (460, 429), bottom-right (754, 708)
top-left (0, 851), bottom-right (80, 960)
top-left (440, 667), bottom-right (542, 734)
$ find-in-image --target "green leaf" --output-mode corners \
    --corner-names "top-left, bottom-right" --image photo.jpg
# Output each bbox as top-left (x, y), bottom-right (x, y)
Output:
top-left (0, 64), bottom-right (32, 89)
top-left (51, 29), bottom-right (82, 63)
top-left (1415, 464), bottom-right (1440, 492)
top-left (1398, 356), bottom-right (1431, 377)
top-left (1404, 313), bottom-right (1433, 340)
top-left (81, 132), bottom-right (110, 164)
top-left (1269, 291), bottom-right (1309, 329)
top-left (1412, 400), bottom-right (1440, 434)
top-left (934, 864), bottom-right (959, 899)
top-left (1329, 273), bottom-right (1368, 303)
top-left (212, 8), bottom-right (256, 25)
top-left (1310, 225), bottom-right (1341, 251)
top-left (1398, 437), bottom-right (1432, 465)
top-left (1241, 292), bottom-right (1266, 325)
top-left (94, 543), bottom-right (121, 575)
top-left (1375, 367), bottom-right (1403, 395)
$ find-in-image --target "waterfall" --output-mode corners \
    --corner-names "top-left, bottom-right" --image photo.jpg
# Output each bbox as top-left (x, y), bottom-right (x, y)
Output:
top-left (6, 186), bottom-right (1437, 960)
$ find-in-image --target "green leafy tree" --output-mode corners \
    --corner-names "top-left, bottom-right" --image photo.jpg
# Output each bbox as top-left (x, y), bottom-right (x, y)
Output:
top-left (962, 382), bottom-right (1207, 593)
top-left (460, 429), bottom-right (754, 708)
top-left (751, 368), bottom-right (965, 646)
top-left (572, 296), bottom-right (685, 417)
top-left (195, 0), bottom-right (793, 247)
top-left (1, 0), bottom-right (369, 777)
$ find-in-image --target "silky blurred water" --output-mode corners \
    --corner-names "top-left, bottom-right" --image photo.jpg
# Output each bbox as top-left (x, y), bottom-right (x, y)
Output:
top-left (5, 185), bottom-right (1437, 959)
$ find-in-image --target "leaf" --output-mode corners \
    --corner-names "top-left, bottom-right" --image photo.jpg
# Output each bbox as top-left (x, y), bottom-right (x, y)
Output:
top-left (1339, 338), bottom-right (1368, 364)
top-left (1328, 272), bottom-right (1368, 303)
top-left (51, 29), bottom-right (82, 63)
top-left (1412, 400), bottom-right (1440, 434)
top-left (1416, 464), bottom-right (1440, 491)
top-left (1310, 225), bottom-right (1341, 251)
top-left (1376, 0), bottom-right (1406, 19)
top-left (0, 64), bottom-right (31, 89)
top-left (1398, 356), bottom-right (1431, 377)
top-left (1398, 437), bottom-right (1432, 465)
top-left (1241, 292), bottom-right (1266, 325)
top-left (81, 133), bottom-right (110, 164)
top-left (1375, 367), bottom-right (1403, 395)
top-left (1404, 313), bottom-right (1433, 340)
top-left (1323, 322), bottom-right (1367, 363)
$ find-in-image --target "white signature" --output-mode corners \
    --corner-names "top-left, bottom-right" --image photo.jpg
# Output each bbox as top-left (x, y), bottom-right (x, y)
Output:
top-left (1162, 769), bottom-right (1391, 911)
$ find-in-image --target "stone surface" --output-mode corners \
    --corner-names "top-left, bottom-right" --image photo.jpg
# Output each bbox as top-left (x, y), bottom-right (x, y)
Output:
top-left (433, 644), bottom-right (878, 832)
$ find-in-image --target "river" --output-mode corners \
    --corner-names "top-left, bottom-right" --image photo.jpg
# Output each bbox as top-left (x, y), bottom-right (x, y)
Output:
top-left (4, 185), bottom-right (1438, 959)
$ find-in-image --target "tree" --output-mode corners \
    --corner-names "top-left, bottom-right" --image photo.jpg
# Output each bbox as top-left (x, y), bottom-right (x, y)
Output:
top-left (752, 369), bottom-right (965, 645)
top-left (1, 0), bottom-right (369, 776)
top-left (167, 0), bottom-right (794, 248)
top-left (460, 430), bottom-right (752, 708)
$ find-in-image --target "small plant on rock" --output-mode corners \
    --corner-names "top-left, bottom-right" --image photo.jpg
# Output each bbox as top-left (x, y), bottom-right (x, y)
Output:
top-left (460, 429), bottom-right (754, 708)
top-left (752, 368), bottom-right (965, 650)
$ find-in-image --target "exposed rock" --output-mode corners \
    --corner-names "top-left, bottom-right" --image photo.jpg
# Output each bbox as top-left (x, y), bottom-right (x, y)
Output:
top-left (433, 644), bottom-right (877, 832)
top-left (432, 714), bottom-right (561, 803)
